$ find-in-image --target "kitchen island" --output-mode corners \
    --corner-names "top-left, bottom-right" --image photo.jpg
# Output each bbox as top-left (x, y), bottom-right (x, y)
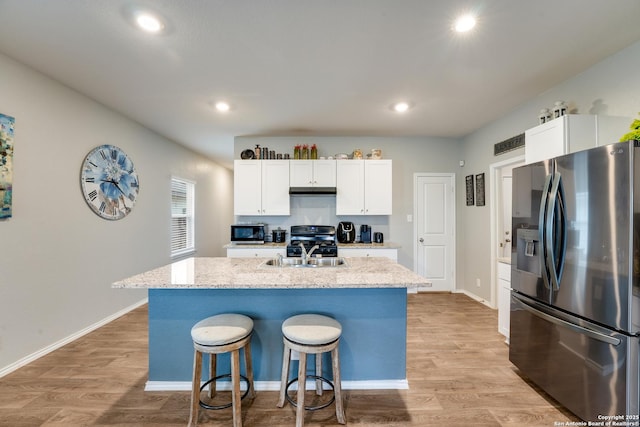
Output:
top-left (113, 256), bottom-right (430, 391)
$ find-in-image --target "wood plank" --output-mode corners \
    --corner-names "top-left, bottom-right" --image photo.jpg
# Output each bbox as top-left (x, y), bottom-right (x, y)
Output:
top-left (0, 293), bottom-right (579, 426)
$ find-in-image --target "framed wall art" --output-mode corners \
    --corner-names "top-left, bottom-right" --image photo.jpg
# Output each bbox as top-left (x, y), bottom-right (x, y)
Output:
top-left (475, 173), bottom-right (485, 206)
top-left (0, 113), bottom-right (14, 219)
top-left (465, 175), bottom-right (474, 206)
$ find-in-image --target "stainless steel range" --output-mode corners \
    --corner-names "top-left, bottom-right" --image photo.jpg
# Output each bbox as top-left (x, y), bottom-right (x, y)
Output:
top-left (286, 225), bottom-right (338, 258)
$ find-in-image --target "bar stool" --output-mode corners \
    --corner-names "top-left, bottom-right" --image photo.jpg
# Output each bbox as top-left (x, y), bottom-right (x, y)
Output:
top-left (188, 313), bottom-right (255, 427)
top-left (277, 314), bottom-right (346, 426)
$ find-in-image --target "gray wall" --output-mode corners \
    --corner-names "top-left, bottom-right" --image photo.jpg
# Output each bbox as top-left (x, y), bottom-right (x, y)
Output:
top-left (458, 39), bottom-right (640, 302)
top-left (0, 52), bottom-right (233, 372)
top-left (234, 136), bottom-right (461, 268)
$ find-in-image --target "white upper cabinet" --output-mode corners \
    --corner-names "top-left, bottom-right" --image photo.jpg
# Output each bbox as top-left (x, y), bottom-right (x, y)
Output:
top-left (525, 115), bottom-right (596, 164)
top-left (234, 160), bottom-right (261, 215)
top-left (525, 114), bottom-right (631, 164)
top-left (234, 160), bottom-right (290, 216)
top-left (289, 160), bottom-right (336, 187)
top-left (336, 160), bottom-right (392, 215)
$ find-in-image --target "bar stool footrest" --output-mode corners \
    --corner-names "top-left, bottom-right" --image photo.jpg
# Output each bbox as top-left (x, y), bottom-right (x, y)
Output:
top-left (199, 373), bottom-right (251, 410)
top-left (285, 375), bottom-right (335, 411)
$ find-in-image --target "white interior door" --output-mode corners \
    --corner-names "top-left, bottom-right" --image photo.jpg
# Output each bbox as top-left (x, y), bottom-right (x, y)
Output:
top-left (500, 175), bottom-right (513, 258)
top-left (414, 174), bottom-right (455, 292)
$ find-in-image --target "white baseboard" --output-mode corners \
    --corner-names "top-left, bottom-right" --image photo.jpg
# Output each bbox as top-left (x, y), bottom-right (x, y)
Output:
top-left (145, 379), bottom-right (409, 392)
top-left (0, 298), bottom-right (148, 378)
top-left (453, 289), bottom-right (493, 309)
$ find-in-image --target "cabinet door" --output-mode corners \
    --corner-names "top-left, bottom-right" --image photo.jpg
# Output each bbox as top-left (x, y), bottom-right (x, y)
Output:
top-left (261, 160), bottom-right (290, 215)
top-left (364, 160), bottom-right (392, 215)
top-left (289, 160), bottom-right (314, 187)
top-left (338, 248), bottom-right (397, 262)
top-left (497, 262), bottom-right (511, 338)
top-left (336, 160), bottom-right (365, 215)
top-left (313, 160), bottom-right (337, 186)
top-left (525, 118), bottom-right (566, 164)
top-left (227, 247), bottom-right (286, 258)
top-left (234, 160), bottom-right (262, 215)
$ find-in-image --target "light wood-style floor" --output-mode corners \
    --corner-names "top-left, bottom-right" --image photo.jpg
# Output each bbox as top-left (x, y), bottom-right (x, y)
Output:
top-left (0, 293), bottom-right (579, 426)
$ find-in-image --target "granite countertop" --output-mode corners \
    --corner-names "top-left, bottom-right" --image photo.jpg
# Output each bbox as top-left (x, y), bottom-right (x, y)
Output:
top-left (113, 256), bottom-right (429, 290)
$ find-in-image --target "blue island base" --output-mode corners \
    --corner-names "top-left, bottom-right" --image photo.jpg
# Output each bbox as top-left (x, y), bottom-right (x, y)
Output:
top-left (147, 287), bottom-right (408, 390)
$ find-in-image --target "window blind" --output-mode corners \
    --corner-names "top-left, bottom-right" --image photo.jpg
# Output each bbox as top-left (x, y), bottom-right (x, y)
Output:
top-left (171, 178), bottom-right (194, 256)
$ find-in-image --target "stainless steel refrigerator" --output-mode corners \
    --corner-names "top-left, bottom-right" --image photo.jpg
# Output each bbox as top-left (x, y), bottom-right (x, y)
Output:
top-left (510, 141), bottom-right (640, 421)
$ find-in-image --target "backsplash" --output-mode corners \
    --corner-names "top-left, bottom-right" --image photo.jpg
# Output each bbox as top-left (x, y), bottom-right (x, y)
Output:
top-left (234, 195), bottom-right (390, 242)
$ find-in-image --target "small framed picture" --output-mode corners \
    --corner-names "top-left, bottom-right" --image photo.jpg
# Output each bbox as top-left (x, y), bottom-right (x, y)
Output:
top-left (475, 173), bottom-right (485, 206)
top-left (465, 175), bottom-right (474, 206)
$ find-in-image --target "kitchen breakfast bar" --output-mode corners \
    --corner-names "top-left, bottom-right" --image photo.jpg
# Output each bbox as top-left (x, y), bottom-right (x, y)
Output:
top-left (113, 256), bottom-right (430, 391)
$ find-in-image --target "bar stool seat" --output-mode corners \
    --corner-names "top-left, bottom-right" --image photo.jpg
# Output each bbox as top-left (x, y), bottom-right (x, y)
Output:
top-left (189, 313), bottom-right (255, 427)
top-left (277, 314), bottom-right (346, 426)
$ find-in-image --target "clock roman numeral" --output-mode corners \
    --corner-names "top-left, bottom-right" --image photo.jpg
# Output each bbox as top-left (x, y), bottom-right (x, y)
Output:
top-left (128, 193), bottom-right (136, 202)
top-left (85, 177), bottom-right (95, 183)
top-left (88, 190), bottom-right (98, 201)
top-left (99, 201), bottom-right (106, 213)
top-left (100, 150), bottom-right (107, 160)
top-left (110, 149), bottom-right (118, 160)
top-left (89, 161), bottom-right (97, 168)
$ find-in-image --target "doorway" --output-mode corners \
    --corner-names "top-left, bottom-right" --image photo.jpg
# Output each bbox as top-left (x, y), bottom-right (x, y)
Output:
top-left (413, 173), bottom-right (456, 292)
top-left (489, 155), bottom-right (525, 307)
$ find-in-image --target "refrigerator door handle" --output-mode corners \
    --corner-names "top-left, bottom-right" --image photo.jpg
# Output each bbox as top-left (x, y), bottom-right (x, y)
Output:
top-left (546, 172), bottom-right (567, 291)
top-left (538, 174), bottom-right (553, 290)
top-left (517, 296), bottom-right (621, 346)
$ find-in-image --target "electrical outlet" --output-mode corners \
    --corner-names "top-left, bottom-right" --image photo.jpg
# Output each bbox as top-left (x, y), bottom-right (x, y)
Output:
top-left (476, 278), bottom-right (481, 287)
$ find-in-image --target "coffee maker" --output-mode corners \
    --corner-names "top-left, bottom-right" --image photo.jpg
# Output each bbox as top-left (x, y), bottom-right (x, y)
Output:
top-left (360, 224), bottom-right (372, 243)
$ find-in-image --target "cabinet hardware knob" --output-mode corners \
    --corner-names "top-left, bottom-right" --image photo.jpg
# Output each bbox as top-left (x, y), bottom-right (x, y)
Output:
top-left (419, 238), bottom-right (424, 243)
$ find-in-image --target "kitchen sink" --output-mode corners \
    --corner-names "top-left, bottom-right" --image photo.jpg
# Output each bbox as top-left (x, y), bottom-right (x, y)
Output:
top-left (261, 257), bottom-right (348, 268)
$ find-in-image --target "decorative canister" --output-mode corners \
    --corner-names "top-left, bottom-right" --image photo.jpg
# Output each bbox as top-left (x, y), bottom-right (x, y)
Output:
top-left (255, 144), bottom-right (261, 159)
top-left (311, 144), bottom-right (318, 159)
top-left (301, 144), bottom-right (309, 159)
top-left (371, 148), bottom-right (382, 159)
top-left (538, 108), bottom-right (552, 124)
top-left (553, 101), bottom-right (567, 119)
top-left (294, 145), bottom-right (301, 159)
top-left (353, 149), bottom-right (363, 159)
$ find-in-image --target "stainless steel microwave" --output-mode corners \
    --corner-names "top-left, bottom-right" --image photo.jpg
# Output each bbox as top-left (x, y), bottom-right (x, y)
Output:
top-left (230, 224), bottom-right (265, 244)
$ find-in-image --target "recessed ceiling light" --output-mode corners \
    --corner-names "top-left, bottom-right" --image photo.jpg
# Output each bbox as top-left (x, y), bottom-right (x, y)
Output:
top-left (454, 14), bottom-right (476, 33)
top-left (392, 102), bottom-right (410, 113)
top-left (215, 102), bottom-right (231, 112)
top-left (135, 13), bottom-right (164, 33)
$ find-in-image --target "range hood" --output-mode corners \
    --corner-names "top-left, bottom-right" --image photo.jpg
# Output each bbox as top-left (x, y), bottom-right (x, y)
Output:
top-left (289, 186), bottom-right (337, 195)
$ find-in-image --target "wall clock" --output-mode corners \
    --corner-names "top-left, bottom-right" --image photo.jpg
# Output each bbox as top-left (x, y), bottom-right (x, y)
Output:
top-left (80, 144), bottom-right (139, 220)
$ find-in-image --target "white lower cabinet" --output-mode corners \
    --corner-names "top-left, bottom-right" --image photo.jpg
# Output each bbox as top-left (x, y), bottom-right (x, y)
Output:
top-left (338, 247), bottom-right (397, 262)
top-left (497, 261), bottom-right (511, 341)
top-left (226, 247), bottom-right (286, 258)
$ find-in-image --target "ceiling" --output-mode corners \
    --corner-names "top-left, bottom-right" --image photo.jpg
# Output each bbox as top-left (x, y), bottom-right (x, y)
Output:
top-left (1, 0), bottom-right (640, 169)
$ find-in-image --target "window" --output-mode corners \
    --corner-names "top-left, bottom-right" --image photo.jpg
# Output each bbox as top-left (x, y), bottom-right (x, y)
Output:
top-left (171, 178), bottom-right (195, 257)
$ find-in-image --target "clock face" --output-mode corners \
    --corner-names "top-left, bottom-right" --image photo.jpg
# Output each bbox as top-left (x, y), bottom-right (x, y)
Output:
top-left (80, 145), bottom-right (139, 220)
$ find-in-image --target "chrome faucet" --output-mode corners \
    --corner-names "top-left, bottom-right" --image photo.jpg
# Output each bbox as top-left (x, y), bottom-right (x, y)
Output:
top-left (299, 242), bottom-right (320, 263)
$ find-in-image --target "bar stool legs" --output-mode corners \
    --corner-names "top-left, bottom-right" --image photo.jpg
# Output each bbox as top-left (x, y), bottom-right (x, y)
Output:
top-left (277, 314), bottom-right (346, 426)
top-left (188, 314), bottom-right (254, 427)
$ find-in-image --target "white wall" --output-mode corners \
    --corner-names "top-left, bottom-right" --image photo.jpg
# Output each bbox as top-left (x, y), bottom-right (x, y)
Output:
top-left (459, 39), bottom-right (640, 302)
top-left (0, 52), bottom-right (233, 372)
top-left (234, 136), bottom-right (461, 268)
